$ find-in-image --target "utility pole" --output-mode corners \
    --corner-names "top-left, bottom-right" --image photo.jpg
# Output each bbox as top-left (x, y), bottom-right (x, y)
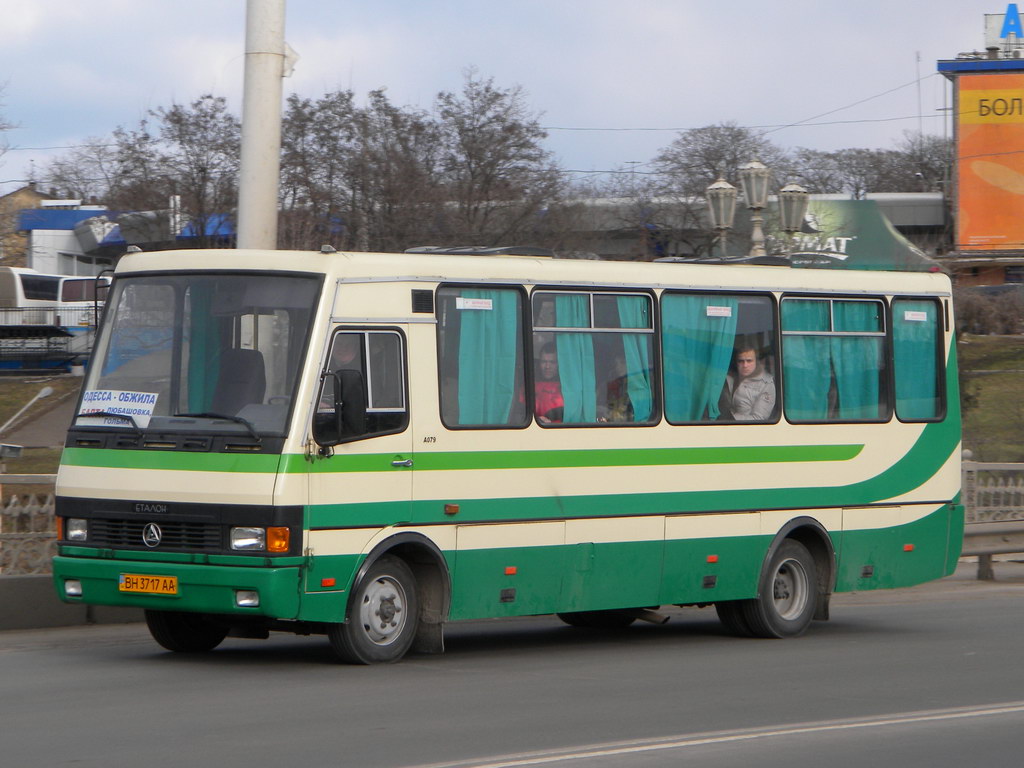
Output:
top-left (237, 0), bottom-right (293, 250)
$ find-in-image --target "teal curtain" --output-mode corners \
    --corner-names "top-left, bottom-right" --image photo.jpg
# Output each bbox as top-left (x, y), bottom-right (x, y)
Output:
top-left (457, 289), bottom-right (520, 425)
top-left (831, 301), bottom-right (882, 420)
top-left (616, 296), bottom-right (653, 422)
top-left (781, 300), bottom-right (831, 421)
top-left (555, 294), bottom-right (596, 422)
top-left (187, 284), bottom-right (220, 412)
top-left (893, 299), bottom-right (939, 419)
top-left (662, 294), bottom-right (738, 422)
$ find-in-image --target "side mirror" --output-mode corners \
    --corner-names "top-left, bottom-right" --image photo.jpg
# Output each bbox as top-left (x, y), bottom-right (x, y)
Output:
top-left (312, 369), bottom-right (368, 448)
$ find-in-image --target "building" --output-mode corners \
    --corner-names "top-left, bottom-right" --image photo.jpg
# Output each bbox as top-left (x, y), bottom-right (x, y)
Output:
top-left (0, 183), bottom-right (52, 267)
top-left (935, 4), bottom-right (1024, 285)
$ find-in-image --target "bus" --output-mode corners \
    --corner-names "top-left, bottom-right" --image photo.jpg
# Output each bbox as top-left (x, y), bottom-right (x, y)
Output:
top-left (52, 248), bottom-right (962, 663)
top-left (0, 267), bottom-right (110, 327)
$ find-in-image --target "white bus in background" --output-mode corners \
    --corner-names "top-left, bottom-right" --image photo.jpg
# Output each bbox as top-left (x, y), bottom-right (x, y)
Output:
top-left (0, 267), bottom-right (110, 328)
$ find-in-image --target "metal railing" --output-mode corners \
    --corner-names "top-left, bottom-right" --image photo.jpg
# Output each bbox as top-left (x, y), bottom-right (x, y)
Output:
top-left (3, 464), bottom-right (1023, 578)
top-left (0, 306), bottom-right (97, 328)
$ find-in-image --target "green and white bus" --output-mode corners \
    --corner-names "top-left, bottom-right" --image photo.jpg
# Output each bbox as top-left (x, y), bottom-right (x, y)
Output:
top-left (52, 247), bottom-right (963, 663)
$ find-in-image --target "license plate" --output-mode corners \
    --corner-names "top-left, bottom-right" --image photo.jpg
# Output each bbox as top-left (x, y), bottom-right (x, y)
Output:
top-left (118, 573), bottom-right (178, 595)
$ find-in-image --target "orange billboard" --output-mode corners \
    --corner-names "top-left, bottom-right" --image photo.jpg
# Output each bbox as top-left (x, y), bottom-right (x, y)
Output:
top-left (958, 72), bottom-right (1024, 251)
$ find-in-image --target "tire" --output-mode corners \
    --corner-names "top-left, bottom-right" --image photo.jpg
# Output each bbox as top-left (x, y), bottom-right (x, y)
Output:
top-left (715, 600), bottom-right (754, 637)
top-left (328, 555), bottom-right (419, 664)
top-left (742, 539), bottom-right (818, 638)
top-left (145, 610), bottom-right (228, 652)
top-left (556, 609), bottom-right (637, 629)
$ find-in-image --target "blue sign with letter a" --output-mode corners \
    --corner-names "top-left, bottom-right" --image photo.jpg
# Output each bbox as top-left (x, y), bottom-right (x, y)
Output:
top-left (1003, 3), bottom-right (1024, 38)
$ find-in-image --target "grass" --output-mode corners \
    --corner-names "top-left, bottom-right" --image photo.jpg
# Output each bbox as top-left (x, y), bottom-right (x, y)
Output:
top-left (958, 334), bottom-right (1024, 462)
top-left (1, 375), bottom-right (83, 479)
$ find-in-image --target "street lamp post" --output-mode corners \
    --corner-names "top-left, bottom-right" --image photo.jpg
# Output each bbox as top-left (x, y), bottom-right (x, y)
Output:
top-left (778, 182), bottom-right (810, 251)
top-left (738, 159), bottom-right (771, 258)
top-left (704, 177), bottom-right (738, 259)
top-left (704, 162), bottom-right (810, 260)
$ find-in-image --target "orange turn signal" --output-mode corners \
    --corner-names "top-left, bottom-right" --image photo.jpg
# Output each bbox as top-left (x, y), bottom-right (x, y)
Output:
top-left (267, 527), bottom-right (290, 553)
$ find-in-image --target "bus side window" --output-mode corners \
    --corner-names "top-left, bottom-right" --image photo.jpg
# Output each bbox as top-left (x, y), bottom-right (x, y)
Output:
top-left (437, 287), bottom-right (527, 429)
top-left (315, 330), bottom-right (408, 443)
top-left (781, 297), bottom-right (889, 422)
top-left (533, 291), bottom-right (655, 426)
top-left (662, 292), bottom-right (776, 424)
top-left (892, 298), bottom-right (943, 421)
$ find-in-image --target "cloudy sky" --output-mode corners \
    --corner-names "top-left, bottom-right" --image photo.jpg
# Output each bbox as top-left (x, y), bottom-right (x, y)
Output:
top-left (0, 0), bottom-right (1003, 195)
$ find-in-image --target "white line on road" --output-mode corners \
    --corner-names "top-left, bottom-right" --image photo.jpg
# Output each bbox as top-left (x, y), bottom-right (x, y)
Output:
top-left (408, 701), bottom-right (1024, 768)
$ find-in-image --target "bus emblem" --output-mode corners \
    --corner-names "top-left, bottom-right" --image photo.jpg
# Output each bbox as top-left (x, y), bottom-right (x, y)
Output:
top-left (142, 523), bottom-right (163, 548)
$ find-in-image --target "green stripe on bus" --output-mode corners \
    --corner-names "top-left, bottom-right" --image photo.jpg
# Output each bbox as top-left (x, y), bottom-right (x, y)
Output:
top-left (59, 443), bottom-right (863, 474)
top-left (60, 447), bottom-right (285, 473)
top-left (296, 443), bottom-right (865, 474)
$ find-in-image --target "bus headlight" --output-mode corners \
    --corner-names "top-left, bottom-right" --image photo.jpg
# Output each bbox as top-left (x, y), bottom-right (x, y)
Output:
top-left (66, 519), bottom-right (88, 541)
top-left (230, 527), bottom-right (266, 550)
top-left (229, 526), bottom-right (290, 552)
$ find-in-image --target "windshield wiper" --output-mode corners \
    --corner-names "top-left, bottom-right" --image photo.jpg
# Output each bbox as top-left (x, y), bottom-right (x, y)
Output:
top-left (172, 412), bottom-right (262, 443)
top-left (76, 410), bottom-right (142, 435)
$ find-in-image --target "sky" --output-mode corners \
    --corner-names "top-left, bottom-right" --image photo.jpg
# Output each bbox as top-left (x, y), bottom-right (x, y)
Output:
top-left (0, 0), bottom-right (1006, 196)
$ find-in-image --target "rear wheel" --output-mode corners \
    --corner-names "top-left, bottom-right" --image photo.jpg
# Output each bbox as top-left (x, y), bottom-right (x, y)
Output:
top-left (743, 539), bottom-right (817, 638)
top-left (328, 555), bottom-right (419, 664)
top-left (556, 609), bottom-right (637, 629)
top-left (714, 600), bottom-right (754, 637)
top-left (145, 610), bottom-right (228, 652)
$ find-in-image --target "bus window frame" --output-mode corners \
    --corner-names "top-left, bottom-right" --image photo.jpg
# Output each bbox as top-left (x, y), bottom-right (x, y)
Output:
top-left (435, 283), bottom-right (531, 431)
top-left (659, 289), bottom-right (780, 427)
top-left (316, 326), bottom-right (410, 444)
top-left (530, 286), bottom-right (659, 428)
top-left (891, 295), bottom-right (947, 424)
top-left (779, 293), bottom-right (892, 425)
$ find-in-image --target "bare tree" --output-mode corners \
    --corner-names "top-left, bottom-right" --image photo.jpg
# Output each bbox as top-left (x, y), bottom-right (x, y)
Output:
top-left (789, 133), bottom-right (953, 198)
top-left (151, 95), bottom-right (240, 247)
top-left (43, 95), bottom-right (240, 248)
top-left (654, 122), bottom-right (792, 198)
top-left (279, 90), bottom-right (360, 250)
top-left (434, 71), bottom-right (564, 245)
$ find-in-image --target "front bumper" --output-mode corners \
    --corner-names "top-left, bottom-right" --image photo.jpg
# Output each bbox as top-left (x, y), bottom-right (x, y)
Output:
top-left (52, 555), bottom-right (301, 618)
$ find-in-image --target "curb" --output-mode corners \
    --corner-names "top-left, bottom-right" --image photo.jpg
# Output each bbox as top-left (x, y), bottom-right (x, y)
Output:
top-left (0, 575), bottom-right (140, 631)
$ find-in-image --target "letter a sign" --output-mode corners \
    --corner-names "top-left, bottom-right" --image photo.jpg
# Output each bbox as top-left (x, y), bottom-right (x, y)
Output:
top-left (1003, 3), bottom-right (1024, 38)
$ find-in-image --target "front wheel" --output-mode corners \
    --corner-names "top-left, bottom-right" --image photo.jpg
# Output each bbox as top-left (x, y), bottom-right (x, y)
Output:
top-left (743, 539), bottom-right (818, 638)
top-left (145, 610), bottom-right (228, 652)
top-left (328, 555), bottom-right (419, 664)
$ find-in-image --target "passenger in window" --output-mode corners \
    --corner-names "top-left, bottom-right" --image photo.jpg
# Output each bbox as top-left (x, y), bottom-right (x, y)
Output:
top-left (600, 354), bottom-right (633, 422)
top-left (329, 334), bottom-right (362, 372)
top-left (534, 342), bottom-right (564, 423)
top-left (720, 345), bottom-right (775, 421)
top-left (319, 334), bottom-right (362, 410)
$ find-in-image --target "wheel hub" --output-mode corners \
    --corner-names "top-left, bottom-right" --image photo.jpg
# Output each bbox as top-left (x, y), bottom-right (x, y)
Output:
top-left (359, 576), bottom-right (407, 646)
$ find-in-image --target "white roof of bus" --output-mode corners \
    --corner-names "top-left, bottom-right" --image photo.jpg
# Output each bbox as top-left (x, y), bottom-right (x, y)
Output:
top-left (114, 248), bottom-right (951, 296)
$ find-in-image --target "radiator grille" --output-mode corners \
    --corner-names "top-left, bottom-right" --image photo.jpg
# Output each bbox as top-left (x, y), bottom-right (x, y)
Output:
top-left (89, 519), bottom-right (223, 551)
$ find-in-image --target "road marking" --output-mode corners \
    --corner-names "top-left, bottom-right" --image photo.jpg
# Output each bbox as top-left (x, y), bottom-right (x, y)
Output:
top-left (408, 701), bottom-right (1024, 768)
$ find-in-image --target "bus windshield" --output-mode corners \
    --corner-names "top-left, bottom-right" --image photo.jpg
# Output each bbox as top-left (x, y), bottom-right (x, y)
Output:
top-left (76, 272), bottom-right (321, 436)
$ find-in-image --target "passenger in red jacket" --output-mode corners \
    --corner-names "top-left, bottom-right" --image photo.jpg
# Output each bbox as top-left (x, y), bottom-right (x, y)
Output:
top-left (534, 342), bottom-right (564, 423)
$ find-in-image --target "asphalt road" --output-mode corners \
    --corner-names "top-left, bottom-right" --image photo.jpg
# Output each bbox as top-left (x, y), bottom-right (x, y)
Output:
top-left (2, 564), bottom-right (1023, 768)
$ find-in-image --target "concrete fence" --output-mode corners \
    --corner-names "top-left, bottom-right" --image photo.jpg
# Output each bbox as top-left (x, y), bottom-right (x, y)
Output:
top-left (0, 474), bottom-right (138, 629)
